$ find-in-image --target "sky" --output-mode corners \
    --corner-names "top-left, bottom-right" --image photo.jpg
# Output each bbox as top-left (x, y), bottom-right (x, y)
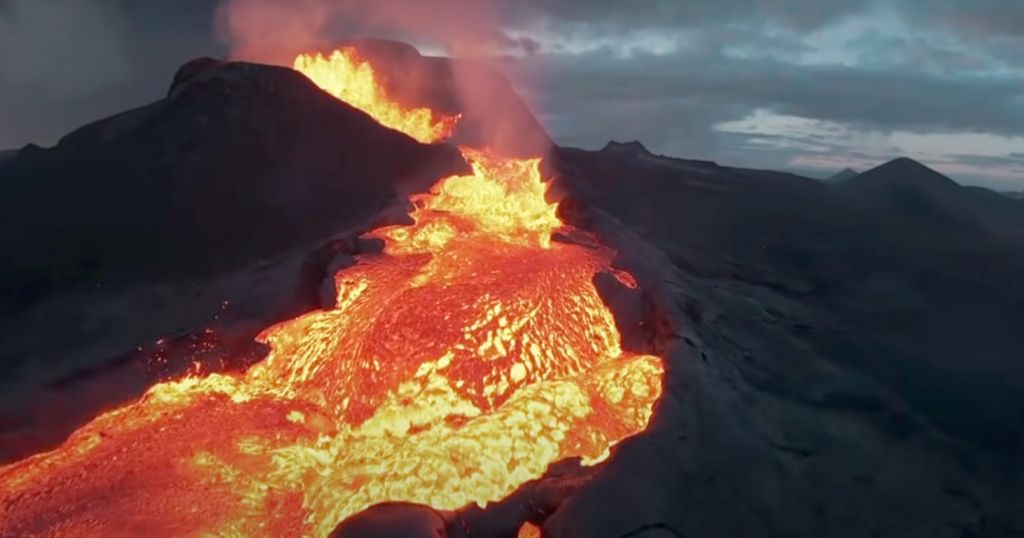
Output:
top-left (2, 0), bottom-right (1023, 190)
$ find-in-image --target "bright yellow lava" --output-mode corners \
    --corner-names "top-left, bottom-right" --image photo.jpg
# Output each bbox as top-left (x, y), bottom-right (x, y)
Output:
top-left (0, 47), bottom-right (664, 538)
top-left (293, 47), bottom-right (460, 144)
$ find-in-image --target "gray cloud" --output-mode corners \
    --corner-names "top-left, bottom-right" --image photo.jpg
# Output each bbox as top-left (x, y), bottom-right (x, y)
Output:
top-left (897, 0), bottom-right (1024, 38)
top-left (506, 0), bottom-right (874, 32)
top-left (519, 44), bottom-right (1024, 139)
top-left (498, 2), bottom-right (1024, 187)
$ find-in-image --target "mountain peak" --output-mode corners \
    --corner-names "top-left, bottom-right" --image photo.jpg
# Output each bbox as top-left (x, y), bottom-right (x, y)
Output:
top-left (168, 57), bottom-right (226, 96)
top-left (846, 157), bottom-right (959, 193)
top-left (827, 167), bottom-right (859, 183)
top-left (875, 157), bottom-right (945, 176)
top-left (601, 140), bottom-right (652, 155)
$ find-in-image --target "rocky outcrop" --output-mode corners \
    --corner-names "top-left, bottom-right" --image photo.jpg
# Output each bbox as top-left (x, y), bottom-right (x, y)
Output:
top-left (329, 503), bottom-right (447, 538)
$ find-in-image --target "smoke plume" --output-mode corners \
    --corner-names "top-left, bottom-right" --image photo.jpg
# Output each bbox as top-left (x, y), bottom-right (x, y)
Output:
top-left (217, 0), bottom-right (519, 61)
top-left (216, 0), bottom-right (551, 156)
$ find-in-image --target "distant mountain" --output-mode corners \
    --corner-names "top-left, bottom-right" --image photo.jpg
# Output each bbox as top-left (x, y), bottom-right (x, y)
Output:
top-left (838, 157), bottom-right (1024, 243)
top-left (0, 150), bottom-right (15, 167)
top-left (1004, 191), bottom-right (1024, 200)
top-left (600, 140), bottom-right (654, 156)
top-left (586, 140), bottom-right (821, 187)
top-left (844, 157), bottom-right (959, 191)
top-left (826, 167), bottom-right (859, 182)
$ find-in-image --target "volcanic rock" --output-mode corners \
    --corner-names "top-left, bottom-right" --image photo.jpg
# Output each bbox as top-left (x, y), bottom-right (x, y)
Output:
top-left (168, 57), bottom-right (226, 96)
top-left (544, 145), bottom-right (1024, 537)
top-left (593, 270), bottom-right (661, 354)
top-left (0, 58), bottom-right (462, 309)
top-left (329, 503), bottom-right (447, 538)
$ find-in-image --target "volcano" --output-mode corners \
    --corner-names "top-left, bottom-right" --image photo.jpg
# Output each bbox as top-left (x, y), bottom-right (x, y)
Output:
top-left (0, 43), bottom-right (665, 537)
top-left (2, 40), bottom-right (1024, 538)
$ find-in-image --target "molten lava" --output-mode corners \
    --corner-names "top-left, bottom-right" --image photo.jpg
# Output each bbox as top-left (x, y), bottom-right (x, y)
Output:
top-left (519, 522), bottom-right (543, 538)
top-left (293, 48), bottom-right (459, 144)
top-left (0, 47), bottom-right (663, 537)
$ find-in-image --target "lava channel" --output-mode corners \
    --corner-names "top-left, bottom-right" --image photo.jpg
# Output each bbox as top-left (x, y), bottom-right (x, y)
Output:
top-left (0, 46), bottom-right (664, 538)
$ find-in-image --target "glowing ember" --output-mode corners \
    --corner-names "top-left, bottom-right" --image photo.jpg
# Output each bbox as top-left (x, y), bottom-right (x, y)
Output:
top-left (293, 47), bottom-right (459, 144)
top-left (519, 521), bottom-right (543, 538)
top-left (0, 47), bottom-right (663, 537)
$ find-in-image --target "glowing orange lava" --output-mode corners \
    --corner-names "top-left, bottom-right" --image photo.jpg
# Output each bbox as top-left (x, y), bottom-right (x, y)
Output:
top-left (519, 521), bottom-right (543, 538)
top-left (0, 48), bottom-right (663, 537)
top-left (293, 48), bottom-right (459, 144)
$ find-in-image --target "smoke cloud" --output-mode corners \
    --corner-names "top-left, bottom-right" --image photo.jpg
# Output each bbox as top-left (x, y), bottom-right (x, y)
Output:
top-left (217, 0), bottom-right (552, 156)
top-left (217, 0), bottom-right (521, 62)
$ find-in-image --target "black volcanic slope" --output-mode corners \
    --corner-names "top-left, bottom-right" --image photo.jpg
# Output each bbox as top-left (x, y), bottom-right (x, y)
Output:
top-left (0, 59), bottom-right (465, 459)
top-left (0, 58), bottom-right (462, 311)
top-left (550, 142), bottom-right (1024, 537)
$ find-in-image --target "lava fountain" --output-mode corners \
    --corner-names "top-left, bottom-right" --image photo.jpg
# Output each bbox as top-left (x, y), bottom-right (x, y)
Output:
top-left (293, 49), bottom-right (459, 144)
top-left (0, 46), bottom-right (663, 537)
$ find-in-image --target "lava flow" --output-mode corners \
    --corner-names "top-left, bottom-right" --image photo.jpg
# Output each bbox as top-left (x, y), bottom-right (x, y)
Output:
top-left (293, 49), bottom-right (459, 144)
top-left (0, 46), bottom-right (663, 537)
